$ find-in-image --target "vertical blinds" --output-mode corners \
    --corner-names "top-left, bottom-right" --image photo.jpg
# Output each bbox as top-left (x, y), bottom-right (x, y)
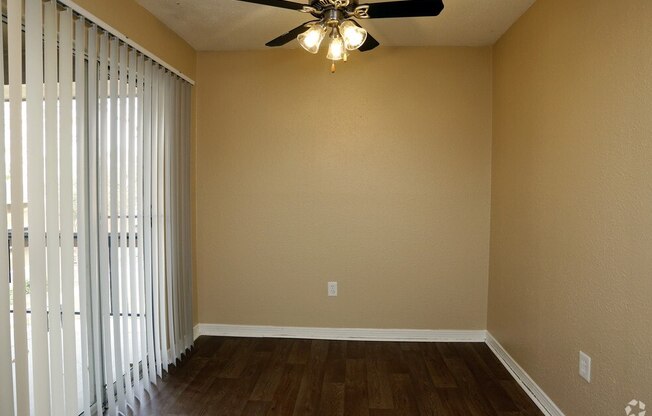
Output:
top-left (1, 1), bottom-right (194, 415)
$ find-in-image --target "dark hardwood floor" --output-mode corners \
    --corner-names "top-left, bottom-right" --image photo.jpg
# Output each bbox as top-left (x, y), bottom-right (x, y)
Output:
top-left (133, 336), bottom-right (543, 416)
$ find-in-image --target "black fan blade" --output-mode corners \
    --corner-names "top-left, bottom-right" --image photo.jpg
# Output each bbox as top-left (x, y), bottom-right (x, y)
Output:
top-left (351, 21), bottom-right (380, 52)
top-left (359, 32), bottom-right (380, 51)
top-left (266, 21), bottom-right (315, 47)
top-left (363, 0), bottom-right (444, 19)
top-left (236, 0), bottom-right (305, 11)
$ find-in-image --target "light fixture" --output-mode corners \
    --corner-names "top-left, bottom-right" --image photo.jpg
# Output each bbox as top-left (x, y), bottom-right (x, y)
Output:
top-left (295, 7), bottom-right (371, 72)
top-left (339, 20), bottom-right (367, 51)
top-left (326, 32), bottom-right (345, 61)
top-left (297, 24), bottom-right (326, 54)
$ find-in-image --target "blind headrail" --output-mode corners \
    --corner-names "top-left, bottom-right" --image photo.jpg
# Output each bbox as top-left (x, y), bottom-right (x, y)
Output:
top-left (57, 0), bottom-right (196, 85)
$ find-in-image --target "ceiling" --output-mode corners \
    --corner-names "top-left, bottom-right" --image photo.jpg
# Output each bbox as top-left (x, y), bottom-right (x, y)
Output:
top-left (136, 0), bottom-right (535, 51)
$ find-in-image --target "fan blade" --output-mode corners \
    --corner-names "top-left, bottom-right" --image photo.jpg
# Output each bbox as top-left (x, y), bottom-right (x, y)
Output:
top-left (265, 21), bottom-right (314, 47)
top-left (351, 21), bottom-right (380, 52)
top-left (362, 0), bottom-right (444, 19)
top-left (235, 0), bottom-right (305, 11)
top-left (359, 32), bottom-right (379, 51)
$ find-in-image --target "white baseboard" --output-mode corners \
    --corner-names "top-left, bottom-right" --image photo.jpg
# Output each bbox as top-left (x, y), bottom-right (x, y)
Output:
top-left (193, 323), bottom-right (486, 342)
top-left (485, 332), bottom-right (565, 416)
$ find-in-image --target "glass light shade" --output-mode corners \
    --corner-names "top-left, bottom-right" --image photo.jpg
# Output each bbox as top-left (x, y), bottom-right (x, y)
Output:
top-left (327, 36), bottom-right (345, 61)
top-left (298, 25), bottom-right (326, 54)
top-left (339, 20), bottom-right (367, 50)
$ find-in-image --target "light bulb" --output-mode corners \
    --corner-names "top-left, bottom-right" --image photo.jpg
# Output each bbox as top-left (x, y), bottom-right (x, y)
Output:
top-left (327, 36), bottom-right (345, 61)
top-left (339, 20), bottom-right (367, 51)
top-left (298, 25), bottom-right (326, 54)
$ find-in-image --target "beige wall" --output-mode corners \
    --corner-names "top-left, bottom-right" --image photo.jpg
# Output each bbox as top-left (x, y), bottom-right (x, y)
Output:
top-left (196, 47), bottom-right (492, 329)
top-left (489, 1), bottom-right (652, 415)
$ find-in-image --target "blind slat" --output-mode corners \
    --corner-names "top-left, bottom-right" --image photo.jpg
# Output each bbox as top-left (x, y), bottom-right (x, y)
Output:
top-left (165, 75), bottom-right (177, 363)
top-left (98, 32), bottom-right (117, 415)
top-left (8, 3), bottom-right (29, 412)
top-left (87, 25), bottom-right (107, 413)
top-left (175, 78), bottom-right (184, 357)
top-left (0, 4), bottom-right (14, 413)
top-left (127, 47), bottom-right (142, 399)
top-left (135, 54), bottom-right (152, 393)
top-left (142, 59), bottom-right (157, 387)
top-left (75, 15), bottom-right (93, 416)
top-left (44, 3), bottom-right (65, 414)
top-left (136, 53), bottom-right (152, 394)
top-left (58, 8), bottom-right (79, 416)
top-left (156, 68), bottom-right (169, 373)
top-left (118, 42), bottom-right (135, 408)
top-left (108, 36), bottom-right (127, 413)
top-left (150, 66), bottom-right (162, 378)
top-left (183, 83), bottom-right (194, 351)
top-left (86, 24), bottom-right (106, 413)
top-left (26, 0), bottom-right (52, 412)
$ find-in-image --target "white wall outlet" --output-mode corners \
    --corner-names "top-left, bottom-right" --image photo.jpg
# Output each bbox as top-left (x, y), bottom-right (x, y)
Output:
top-left (579, 351), bottom-right (591, 382)
top-left (327, 281), bottom-right (338, 297)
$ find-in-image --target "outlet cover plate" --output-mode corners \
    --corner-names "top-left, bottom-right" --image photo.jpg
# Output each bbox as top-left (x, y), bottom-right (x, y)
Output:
top-left (579, 351), bottom-right (591, 382)
top-left (328, 282), bottom-right (338, 297)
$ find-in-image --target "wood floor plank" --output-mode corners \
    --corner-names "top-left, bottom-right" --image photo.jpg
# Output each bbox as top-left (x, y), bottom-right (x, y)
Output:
top-left (202, 377), bottom-right (241, 415)
top-left (250, 340), bottom-right (293, 401)
top-left (219, 338), bottom-right (257, 379)
top-left (344, 359), bottom-right (369, 416)
top-left (402, 350), bottom-right (446, 416)
top-left (437, 388), bottom-right (472, 416)
top-left (368, 410), bottom-right (396, 416)
top-left (481, 380), bottom-right (523, 414)
top-left (448, 350), bottom-right (517, 415)
top-left (472, 343), bottom-right (513, 380)
top-left (241, 400), bottom-right (272, 416)
top-left (346, 341), bottom-right (367, 359)
top-left (210, 352), bottom-right (270, 415)
top-left (317, 382), bottom-right (345, 416)
top-left (267, 364), bottom-right (305, 416)
top-left (134, 336), bottom-right (544, 416)
top-left (436, 343), bottom-right (460, 359)
top-left (288, 340), bottom-right (312, 365)
top-left (456, 343), bottom-right (496, 385)
top-left (160, 357), bottom-right (213, 415)
top-left (214, 338), bottom-right (242, 361)
top-left (366, 358), bottom-right (395, 410)
top-left (293, 340), bottom-right (329, 416)
top-left (422, 343), bottom-right (458, 388)
top-left (390, 374), bottom-right (419, 416)
top-left (443, 356), bottom-right (500, 416)
top-left (148, 357), bottom-right (222, 415)
top-left (499, 380), bottom-right (544, 415)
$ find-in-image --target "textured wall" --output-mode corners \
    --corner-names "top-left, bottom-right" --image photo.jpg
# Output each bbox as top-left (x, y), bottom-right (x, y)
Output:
top-left (489, 0), bottom-right (652, 414)
top-left (195, 47), bottom-right (492, 330)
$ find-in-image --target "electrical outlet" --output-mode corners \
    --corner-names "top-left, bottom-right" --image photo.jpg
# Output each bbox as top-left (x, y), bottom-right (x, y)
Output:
top-left (328, 281), bottom-right (338, 297)
top-left (579, 351), bottom-right (591, 382)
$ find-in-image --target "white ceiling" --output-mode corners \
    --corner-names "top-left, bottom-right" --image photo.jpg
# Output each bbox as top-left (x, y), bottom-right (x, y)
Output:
top-left (136, 0), bottom-right (535, 51)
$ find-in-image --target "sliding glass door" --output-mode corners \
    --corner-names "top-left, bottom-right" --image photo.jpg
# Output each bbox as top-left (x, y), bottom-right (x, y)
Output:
top-left (0, 1), bottom-right (194, 415)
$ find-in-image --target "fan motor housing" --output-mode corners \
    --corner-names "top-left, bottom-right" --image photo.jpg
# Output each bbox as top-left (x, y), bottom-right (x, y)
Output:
top-left (309, 0), bottom-right (359, 17)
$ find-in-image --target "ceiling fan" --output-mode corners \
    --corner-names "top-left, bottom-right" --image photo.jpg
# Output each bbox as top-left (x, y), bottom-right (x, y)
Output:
top-left (235, 0), bottom-right (445, 71)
